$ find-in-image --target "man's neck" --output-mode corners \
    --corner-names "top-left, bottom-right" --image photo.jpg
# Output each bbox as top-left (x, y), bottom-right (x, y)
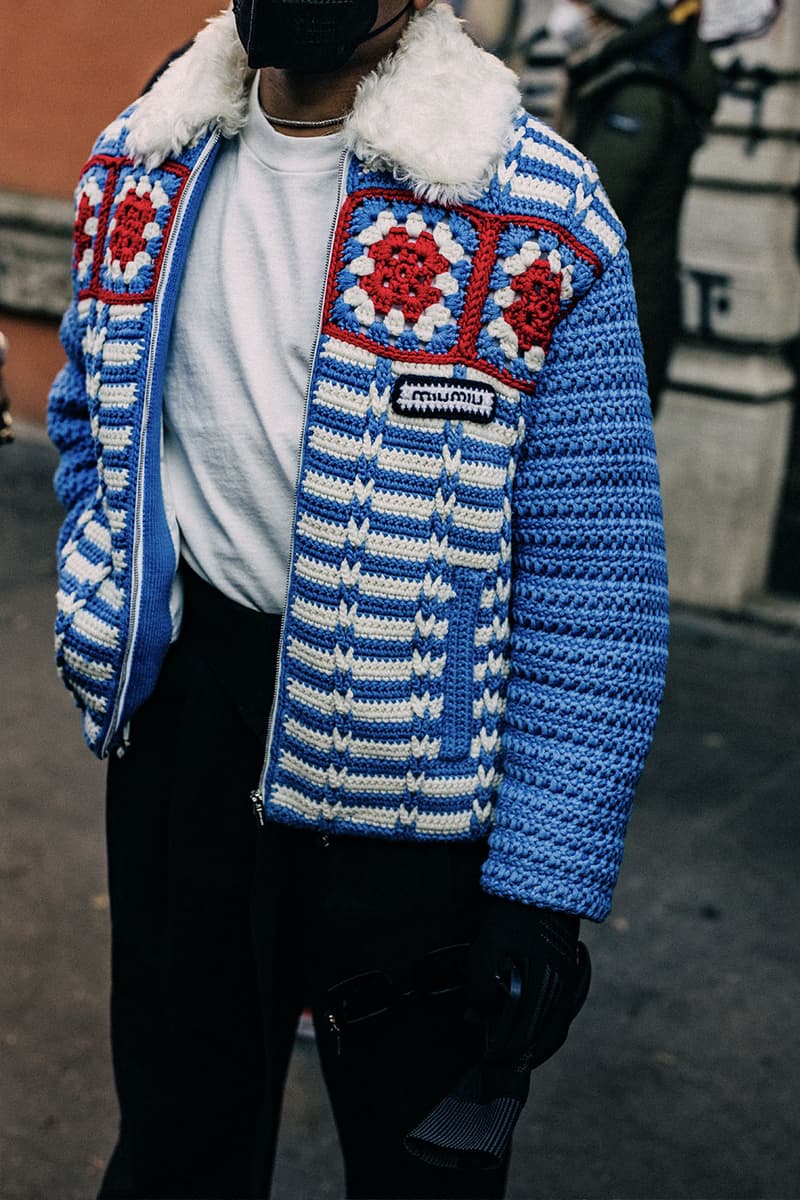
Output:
top-left (257, 67), bottom-right (364, 136)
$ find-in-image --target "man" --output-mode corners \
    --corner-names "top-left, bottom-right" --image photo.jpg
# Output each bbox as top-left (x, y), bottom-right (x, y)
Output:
top-left (48, 2), bottom-right (669, 1197)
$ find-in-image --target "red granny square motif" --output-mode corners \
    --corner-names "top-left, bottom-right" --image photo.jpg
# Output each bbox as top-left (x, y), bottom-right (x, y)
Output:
top-left (103, 173), bottom-right (169, 289)
top-left (503, 260), bottom-right (563, 353)
top-left (362, 227), bottom-right (450, 323)
top-left (109, 192), bottom-right (158, 270)
top-left (486, 234), bottom-right (575, 374)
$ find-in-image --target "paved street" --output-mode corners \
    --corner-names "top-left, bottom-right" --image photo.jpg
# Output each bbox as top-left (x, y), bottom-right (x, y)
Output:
top-left (1, 426), bottom-right (799, 1200)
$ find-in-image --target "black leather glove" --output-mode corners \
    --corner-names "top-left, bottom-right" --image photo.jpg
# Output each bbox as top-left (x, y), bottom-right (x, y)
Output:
top-left (467, 896), bottom-right (583, 1073)
top-left (406, 897), bottom-right (590, 1171)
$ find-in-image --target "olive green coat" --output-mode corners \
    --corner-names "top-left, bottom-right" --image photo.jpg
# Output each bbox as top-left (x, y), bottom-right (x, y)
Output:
top-left (567, 11), bottom-right (720, 409)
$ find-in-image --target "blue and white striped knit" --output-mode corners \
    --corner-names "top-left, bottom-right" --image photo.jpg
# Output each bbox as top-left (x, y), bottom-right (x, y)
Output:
top-left (48, 2), bottom-right (668, 920)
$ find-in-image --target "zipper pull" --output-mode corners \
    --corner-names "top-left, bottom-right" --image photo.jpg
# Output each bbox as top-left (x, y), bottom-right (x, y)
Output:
top-left (327, 1010), bottom-right (342, 1057)
top-left (115, 723), bottom-right (132, 758)
top-left (250, 790), bottom-right (265, 828)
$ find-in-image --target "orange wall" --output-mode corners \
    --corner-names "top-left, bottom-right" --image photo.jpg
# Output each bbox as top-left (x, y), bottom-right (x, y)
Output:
top-left (1, 315), bottom-right (65, 426)
top-left (1, 1), bottom-right (218, 422)
top-left (1, 0), bottom-right (217, 199)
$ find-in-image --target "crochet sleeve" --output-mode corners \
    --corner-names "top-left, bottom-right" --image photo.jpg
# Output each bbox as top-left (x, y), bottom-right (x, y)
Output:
top-left (47, 302), bottom-right (98, 558)
top-left (481, 245), bottom-right (669, 921)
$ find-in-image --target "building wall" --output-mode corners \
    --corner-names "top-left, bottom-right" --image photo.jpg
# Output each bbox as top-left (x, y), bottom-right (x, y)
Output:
top-left (0, 0), bottom-right (215, 200)
top-left (0, 0), bottom-right (215, 421)
top-left (659, 1), bottom-right (800, 606)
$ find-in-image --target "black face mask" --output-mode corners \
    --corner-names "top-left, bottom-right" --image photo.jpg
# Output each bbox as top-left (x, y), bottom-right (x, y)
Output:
top-left (233, 0), bottom-right (414, 73)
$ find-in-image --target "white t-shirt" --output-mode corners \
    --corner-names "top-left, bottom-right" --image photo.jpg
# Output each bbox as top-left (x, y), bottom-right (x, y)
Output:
top-left (162, 76), bottom-right (344, 613)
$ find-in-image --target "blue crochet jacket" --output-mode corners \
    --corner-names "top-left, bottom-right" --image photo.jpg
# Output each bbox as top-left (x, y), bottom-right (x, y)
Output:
top-left (48, 2), bottom-right (668, 920)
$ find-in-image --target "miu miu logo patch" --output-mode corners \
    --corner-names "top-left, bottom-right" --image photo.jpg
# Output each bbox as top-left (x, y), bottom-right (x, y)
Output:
top-left (391, 376), bottom-right (496, 423)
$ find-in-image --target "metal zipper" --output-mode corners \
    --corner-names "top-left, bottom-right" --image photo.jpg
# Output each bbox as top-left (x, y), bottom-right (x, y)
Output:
top-left (250, 147), bottom-right (351, 823)
top-left (101, 132), bottom-right (221, 757)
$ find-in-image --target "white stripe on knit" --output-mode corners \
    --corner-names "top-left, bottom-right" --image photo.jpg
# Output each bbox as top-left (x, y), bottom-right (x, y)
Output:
top-left (104, 468), bottom-right (130, 491)
top-left (290, 596), bottom-right (449, 643)
top-left (82, 710), bottom-right (102, 742)
top-left (583, 208), bottom-right (622, 256)
top-left (63, 550), bottom-right (108, 586)
top-left (286, 637), bottom-right (335, 676)
top-left (520, 137), bottom-right (583, 180)
top-left (313, 377), bottom-right (372, 417)
top-left (98, 425), bottom-right (133, 452)
top-left (108, 304), bottom-right (147, 322)
top-left (294, 555), bottom-right (421, 602)
top-left (389, 360), bottom-right (455, 381)
top-left (366, 529), bottom-right (433, 564)
top-left (301, 470), bottom-right (353, 506)
top-left (72, 608), bottom-right (119, 649)
top-left (280, 753), bottom-right (482, 800)
top-left (321, 336), bottom-right (377, 368)
top-left (458, 459), bottom-right (508, 489)
top-left (270, 784), bottom-right (403, 830)
top-left (83, 520), bottom-right (112, 553)
top-left (61, 646), bottom-right (114, 682)
top-left (358, 570), bottom-right (428, 602)
top-left (268, 785), bottom-right (484, 835)
top-left (509, 175), bottom-right (571, 209)
top-left (98, 383), bottom-right (138, 408)
top-left (69, 678), bottom-right (108, 713)
top-left (446, 545), bottom-right (497, 571)
top-left (372, 490), bottom-right (435, 523)
top-left (294, 556), bottom-right (354, 593)
top-left (287, 678), bottom-right (444, 723)
top-left (362, 489), bottom-right (504, 536)
top-left (294, 441), bottom-right (506, 492)
top-left (97, 578), bottom-right (125, 610)
top-left (464, 366), bottom-right (520, 402)
top-left (282, 716), bottom-right (332, 754)
top-left (102, 341), bottom-right (142, 367)
top-left (283, 715), bottom-right (443, 762)
top-left (280, 751), bottom-right (407, 796)
top-left (454, 503), bottom-right (504, 534)
top-left (309, 426), bottom-right (369, 462)
top-left (386, 413), bottom-right (446, 434)
top-left (293, 513), bottom-right (496, 573)
top-left (296, 512), bottom-right (349, 550)
top-left (288, 635), bottom-right (445, 682)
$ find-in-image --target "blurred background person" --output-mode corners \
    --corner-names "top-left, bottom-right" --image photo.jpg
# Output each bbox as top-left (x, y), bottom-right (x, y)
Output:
top-left (554, 0), bottom-right (719, 413)
top-left (0, 331), bottom-right (14, 445)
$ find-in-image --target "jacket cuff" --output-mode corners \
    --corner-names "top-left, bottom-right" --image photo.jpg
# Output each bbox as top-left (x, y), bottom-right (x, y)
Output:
top-left (480, 814), bottom-right (619, 922)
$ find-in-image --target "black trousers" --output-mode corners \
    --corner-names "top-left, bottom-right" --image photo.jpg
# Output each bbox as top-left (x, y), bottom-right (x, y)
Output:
top-left (99, 567), bottom-right (508, 1200)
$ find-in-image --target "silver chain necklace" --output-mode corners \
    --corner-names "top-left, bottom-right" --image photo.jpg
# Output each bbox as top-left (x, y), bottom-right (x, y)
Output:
top-left (261, 111), bottom-right (347, 129)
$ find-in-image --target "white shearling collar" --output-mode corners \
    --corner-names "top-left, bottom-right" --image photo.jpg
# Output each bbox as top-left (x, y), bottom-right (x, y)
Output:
top-left (125, 2), bottom-right (521, 205)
